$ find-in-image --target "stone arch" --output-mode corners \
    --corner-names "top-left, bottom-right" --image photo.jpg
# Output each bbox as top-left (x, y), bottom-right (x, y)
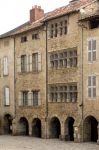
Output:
top-left (3, 114), bottom-right (13, 134)
top-left (32, 118), bottom-right (41, 138)
top-left (64, 117), bottom-right (75, 141)
top-left (18, 117), bottom-right (29, 135)
top-left (50, 117), bottom-right (61, 138)
top-left (83, 115), bottom-right (98, 142)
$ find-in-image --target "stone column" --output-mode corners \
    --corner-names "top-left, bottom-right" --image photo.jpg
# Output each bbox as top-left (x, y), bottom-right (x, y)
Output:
top-left (59, 121), bottom-right (65, 140)
top-left (29, 122), bottom-right (32, 136)
top-left (97, 122), bottom-right (99, 144)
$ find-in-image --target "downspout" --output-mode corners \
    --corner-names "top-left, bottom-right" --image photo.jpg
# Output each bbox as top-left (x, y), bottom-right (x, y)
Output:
top-left (81, 26), bottom-right (84, 142)
top-left (45, 22), bottom-right (48, 138)
top-left (13, 36), bottom-right (16, 117)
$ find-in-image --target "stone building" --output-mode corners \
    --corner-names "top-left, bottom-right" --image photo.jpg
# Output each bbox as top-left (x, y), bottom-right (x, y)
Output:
top-left (0, 0), bottom-right (99, 144)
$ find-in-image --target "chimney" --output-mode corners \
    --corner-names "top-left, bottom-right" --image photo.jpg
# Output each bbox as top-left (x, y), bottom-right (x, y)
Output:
top-left (30, 5), bottom-right (44, 23)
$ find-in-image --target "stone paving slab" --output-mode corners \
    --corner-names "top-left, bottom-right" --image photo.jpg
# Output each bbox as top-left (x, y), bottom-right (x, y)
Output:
top-left (0, 135), bottom-right (99, 150)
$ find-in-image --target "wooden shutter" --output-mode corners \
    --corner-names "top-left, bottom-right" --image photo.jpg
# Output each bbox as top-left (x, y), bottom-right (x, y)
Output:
top-left (88, 40), bottom-right (92, 62)
top-left (17, 57), bottom-right (21, 73)
top-left (29, 55), bottom-right (32, 72)
top-left (38, 52), bottom-right (42, 71)
top-left (28, 92), bottom-right (32, 106)
top-left (18, 92), bottom-right (22, 106)
top-left (5, 87), bottom-right (10, 106)
top-left (38, 91), bottom-right (41, 106)
top-left (92, 40), bottom-right (96, 61)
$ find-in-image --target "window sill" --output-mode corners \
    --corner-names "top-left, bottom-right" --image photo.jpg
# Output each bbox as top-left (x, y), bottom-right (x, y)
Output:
top-left (18, 105), bottom-right (41, 108)
top-left (49, 67), bottom-right (78, 71)
top-left (18, 71), bottom-right (41, 75)
top-left (48, 101), bottom-right (77, 103)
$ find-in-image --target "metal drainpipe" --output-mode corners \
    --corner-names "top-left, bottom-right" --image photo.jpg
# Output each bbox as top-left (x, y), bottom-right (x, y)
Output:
top-left (13, 36), bottom-right (16, 117)
top-left (81, 26), bottom-right (84, 142)
top-left (45, 22), bottom-right (48, 138)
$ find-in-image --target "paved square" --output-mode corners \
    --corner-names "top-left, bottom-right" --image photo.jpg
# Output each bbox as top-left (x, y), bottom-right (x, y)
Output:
top-left (0, 135), bottom-right (99, 150)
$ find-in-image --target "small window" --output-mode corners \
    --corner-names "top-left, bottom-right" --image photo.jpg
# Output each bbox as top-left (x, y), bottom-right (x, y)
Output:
top-left (22, 91), bottom-right (28, 106)
top-left (50, 24), bottom-right (54, 38)
top-left (21, 55), bottom-right (27, 72)
top-left (21, 36), bottom-right (27, 43)
top-left (32, 33), bottom-right (39, 40)
top-left (32, 53), bottom-right (38, 71)
top-left (32, 91), bottom-right (39, 106)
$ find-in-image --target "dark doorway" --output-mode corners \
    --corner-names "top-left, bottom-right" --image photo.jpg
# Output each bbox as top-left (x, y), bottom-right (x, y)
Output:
top-left (84, 116), bottom-right (98, 142)
top-left (68, 117), bottom-right (74, 141)
top-left (19, 117), bottom-right (29, 135)
top-left (50, 117), bottom-right (61, 138)
top-left (32, 118), bottom-right (41, 138)
top-left (65, 117), bottom-right (74, 141)
top-left (4, 114), bottom-right (12, 134)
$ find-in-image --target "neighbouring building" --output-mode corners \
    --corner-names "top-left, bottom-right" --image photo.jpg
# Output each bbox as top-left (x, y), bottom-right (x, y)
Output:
top-left (0, 0), bottom-right (99, 144)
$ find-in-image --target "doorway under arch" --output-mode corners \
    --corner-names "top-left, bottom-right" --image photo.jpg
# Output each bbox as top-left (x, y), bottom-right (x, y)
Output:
top-left (4, 114), bottom-right (13, 134)
top-left (50, 117), bottom-right (61, 138)
top-left (18, 117), bottom-right (29, 135)
top-left (32, 118), bottom-right (41, 138)
top-left (65, 117), bottom-right (75, 141)
top-left (83, 116), bottom-right (98, 142)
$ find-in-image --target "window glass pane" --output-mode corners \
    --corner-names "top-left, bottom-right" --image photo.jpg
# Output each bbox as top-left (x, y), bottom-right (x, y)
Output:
top-left (93, 88), bottom-right (96, 98)
top-left (88, 52), bottom-right (91, 62)
top-left (92, 40), bottom-right (96, 50)
top-left (93, 51), bottom-right (96, 61)
top-left (93, 76), bottom-right (96, 86)
top-left (88, 76), bottom-right (91, 86)
top-left (88, 41), bottom-right (91, 51)
top-left (88, 88), bottom-right (91, 97)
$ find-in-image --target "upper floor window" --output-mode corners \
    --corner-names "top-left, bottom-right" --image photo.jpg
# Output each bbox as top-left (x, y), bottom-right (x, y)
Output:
top-left (32, 33), bottom-right (39, 40)
top-left (50, 20), bottom-right (67, 38)
top-left (17, 52), bottom-right (41, 73)
top-left (32, 53), bottom-right (38, 71)
top-left (3, 56), bottom-right (8, 76)
top-left (4, 87), bottom-right (10, 106)
top-left (19, 90), bottom-right (41, 106)
top-left (49, 84), bottom-right (77, 103)
top-left (21, 55), bottom-right (27, 72)
top-left (88, 75), bottom-right (96, 98)
top-left (88, 39), bottom-right (96, 62)
top-left (21, 36), bottom-right (27, 43)
top-left (50, 49), bottom-right (77, 69)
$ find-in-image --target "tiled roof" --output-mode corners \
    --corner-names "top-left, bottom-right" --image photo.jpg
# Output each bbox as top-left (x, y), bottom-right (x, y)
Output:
top-left (0, 0), bottom-right (94, 38)
top-left (43, 0), bottom-right (93, 21)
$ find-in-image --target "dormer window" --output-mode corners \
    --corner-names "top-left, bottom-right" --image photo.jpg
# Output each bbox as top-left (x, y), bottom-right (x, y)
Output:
top-left (21, 36), bottom-right (27, 43)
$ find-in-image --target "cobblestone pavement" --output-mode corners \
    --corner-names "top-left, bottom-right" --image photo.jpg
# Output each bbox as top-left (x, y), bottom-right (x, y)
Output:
top-left (0, 135), bottom-right (99, 150)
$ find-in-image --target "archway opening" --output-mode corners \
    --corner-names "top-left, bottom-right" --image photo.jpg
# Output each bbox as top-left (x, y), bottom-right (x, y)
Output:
top-left (65, 117), bottom-right (74, 141)
top-left (84, 116), bottom-right (98, 142)
top-left (18, 117), bottom-right (29, 135)
top-left (4, 114), bottom-right (12, 134)
top-left (50, 117), bottom-right (61, 138)
top-left (32, 118), bottom-right (41, 138)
